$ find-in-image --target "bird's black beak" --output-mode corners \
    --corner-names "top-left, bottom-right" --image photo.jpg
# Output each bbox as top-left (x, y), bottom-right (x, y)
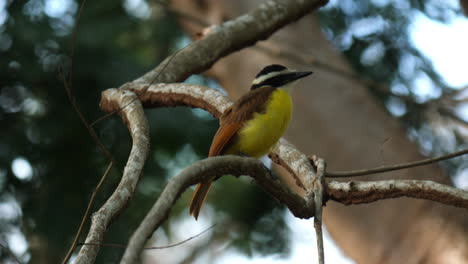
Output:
top-left (291, 71), bottom-right (313, 81)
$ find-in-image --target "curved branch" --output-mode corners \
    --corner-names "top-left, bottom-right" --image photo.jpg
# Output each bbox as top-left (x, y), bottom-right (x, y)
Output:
top-left (130, 0), bottom-right (328, 85)
top-left (120, 156), bottom-right (468, 263)
top-left (74, 90), bottom-right (150, 264)
top-left (125, 83), bottom-right (231, 119)
top-left (120, 155), bottom-right (313, 264)
top-left (88, 0), bottom-right (327, 261)
top-left (116, 83), bottom-right (316, 194)
top-left (327, 180), bottom-right (468, 208)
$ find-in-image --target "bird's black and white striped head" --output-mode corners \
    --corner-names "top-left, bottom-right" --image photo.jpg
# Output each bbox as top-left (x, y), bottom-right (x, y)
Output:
top-left (250, 64), bottom-right (312, 91)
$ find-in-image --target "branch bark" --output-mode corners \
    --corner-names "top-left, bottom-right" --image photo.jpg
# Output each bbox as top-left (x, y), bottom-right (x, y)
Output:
top-left (129, 0), bottom-right (328, 85)
top-left (79, 1), bottom-right (327, 262)
top-left (120, 156), bottom-right (312, 264)
top-left (113, 82), bottom-right (468, 263)
top-left (85, 0), bottom-right (468, 263)
top-left (120, 82), bottom-right (317, 196)
top-left (74, 90), bottom-right (150, 264)
top-left (120, 155), bottom-right (468, 263)
top-left (327, 180), bottom-right (468, 208)
top-left (172, 1), bottom-right (468, 263)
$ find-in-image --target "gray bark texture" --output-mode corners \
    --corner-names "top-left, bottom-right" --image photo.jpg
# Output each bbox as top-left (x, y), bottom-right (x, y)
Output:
top-left (171, 0), bottom-right (468, 263)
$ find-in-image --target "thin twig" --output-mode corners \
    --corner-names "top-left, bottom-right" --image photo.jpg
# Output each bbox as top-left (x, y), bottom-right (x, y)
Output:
top-left (61, 62), bottom-right (114, 162)
top-left (324, 148), bottom-right (468, 178)
top-left (77, 224), bottom-right (216, 250)
top-left (61, 161), bottom-right (114, 264)
top-left (75, 90), bottom-right (150, 264)
top-left (144, 224), bottom-right (215, 249)
top-left (67, 0), bottom-right (87, 89)
top-left (60, 0), bottom-right (117, 262)
top-left (120, 155), bottom-right (312, 264)
top-left (60, 0), bottom-right (113, 160)
top-left (60, 0), bottom-right (113, 159)
top-left (90, 42), bottom-right (191, 128)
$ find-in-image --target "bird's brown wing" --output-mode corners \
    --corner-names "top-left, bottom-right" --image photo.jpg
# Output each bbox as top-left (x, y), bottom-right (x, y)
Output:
top-left (208, 121), bottom-right (242, 156)
top-left (190, 86), bottom-right (276, 220)
top-left (209, 86), bottom-right (277, 156)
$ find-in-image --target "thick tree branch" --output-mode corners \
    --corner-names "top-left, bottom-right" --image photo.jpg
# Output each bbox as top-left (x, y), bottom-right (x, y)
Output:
top-left (128, 0), bottom-right (328, 85)
top-left (117, 83), bottom-right (316, 192)
top-left (110, 82), bottom-right (468, 263)
top-left (74, 90), bottom-right (150, 264)
top-left (115, 82), bottom-right (468, 208)
top-left (120, 155), bottom-right (468, 263)
top-left (83, 0), bottom-right (327, 262)
top-left (88, 0), bottom-right (468, 263)
top-left (120, 156), bottom-right (313, 264)
top-left (327, 180), bottom-right (468, 208)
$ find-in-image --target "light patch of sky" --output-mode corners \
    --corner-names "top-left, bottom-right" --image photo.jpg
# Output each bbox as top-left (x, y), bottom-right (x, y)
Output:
top-left (143, 210), bottom-right (215, 263)
top-left (386, 97), bottom-right (407, 117)
top-left (361, 41), bottom-right (385, 65)
top-left (32, 0), bottom-right (77, 35)
top-left (454, 101), bottom-right (468, 123)
top-left (410, 11), bottom-right (468, 88)
top-left (11, 157), bottom-right (33, 181)
top-left (216, 213), bottom-right (354, 264)
top-left (124, 0), bottom-right (151, 19)
top-left (410, 10), bottom-right (468, 128)
top-left (7, 228), bottom-right (28, 256)
top-left (0, 0), bottom-right (8, 25)
top-left (454, 168), bottom-right (468, 190)
top-left (412, 72), bottom-right (441, 102)
top-left (350, 16), bottom-right (387, 38)
top-left (154, 144), bottom-right (199, 178)
top-left (44, 0), bottom-right (75, 18)
top-left (23, 97), bottom-right (46, 116)
top-left (0, 197), bottom-right (22, 221)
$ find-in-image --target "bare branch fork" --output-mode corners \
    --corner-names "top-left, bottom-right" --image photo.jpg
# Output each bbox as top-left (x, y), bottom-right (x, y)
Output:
top-left (113, 83), bottom-right (468, 214)
top-left (70, 0), bottom-right (468, 263)
top-left (73, 0), bottom-right (330, 263)
top-left (106, 83), bottom-right (468, 264)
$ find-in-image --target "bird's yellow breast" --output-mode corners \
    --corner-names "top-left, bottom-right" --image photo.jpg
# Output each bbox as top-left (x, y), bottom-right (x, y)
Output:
top-left (231, 89), bottom-right (292, 158)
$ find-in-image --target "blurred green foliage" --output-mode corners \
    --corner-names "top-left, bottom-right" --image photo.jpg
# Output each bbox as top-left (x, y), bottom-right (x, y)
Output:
top-left (0, 0), bottom-right (466, 263)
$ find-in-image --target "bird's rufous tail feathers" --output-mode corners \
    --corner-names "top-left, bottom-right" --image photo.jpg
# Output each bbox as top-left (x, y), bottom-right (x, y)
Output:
top-left (189, 181), bottom-right (212, 220)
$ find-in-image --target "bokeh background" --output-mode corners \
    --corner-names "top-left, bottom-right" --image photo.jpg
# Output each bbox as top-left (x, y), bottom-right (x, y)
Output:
top-left (1, 0), bottom-right (467, 263)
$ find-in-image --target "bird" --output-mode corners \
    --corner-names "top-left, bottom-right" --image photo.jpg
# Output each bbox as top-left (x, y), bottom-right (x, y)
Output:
top-left (189, 64), bottom-right (312, 220)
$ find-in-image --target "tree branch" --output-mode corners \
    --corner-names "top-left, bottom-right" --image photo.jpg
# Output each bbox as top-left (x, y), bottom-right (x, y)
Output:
top-left (129, 0), bottom-right (328, 85)
top-left (74, 90), bottom-right (150, 264)
top-left (120, 155), bottom-right (468, 263)
top-left (116, 82), bottom-right (316, 195)
top-left (62, 162), bottom-right (113, 264)
top-left (82, 0), bottom-right (327, 262)
top-left (87, 0), bottom-right (468, 262)
top-left (120, 155), bottom-right (314, 264)
top-left (327, 180), bottom-right (468, 208)
top-left (115, 82), bottom-right (468, 207)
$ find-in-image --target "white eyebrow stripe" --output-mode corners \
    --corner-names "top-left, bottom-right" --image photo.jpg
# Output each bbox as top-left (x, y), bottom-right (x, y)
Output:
top-left (251, 69), bottom-right (291, 85)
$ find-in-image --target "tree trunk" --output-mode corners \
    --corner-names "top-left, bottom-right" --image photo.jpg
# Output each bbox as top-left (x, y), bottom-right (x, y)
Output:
top-left (171, 0), bottom-right (468, 263)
